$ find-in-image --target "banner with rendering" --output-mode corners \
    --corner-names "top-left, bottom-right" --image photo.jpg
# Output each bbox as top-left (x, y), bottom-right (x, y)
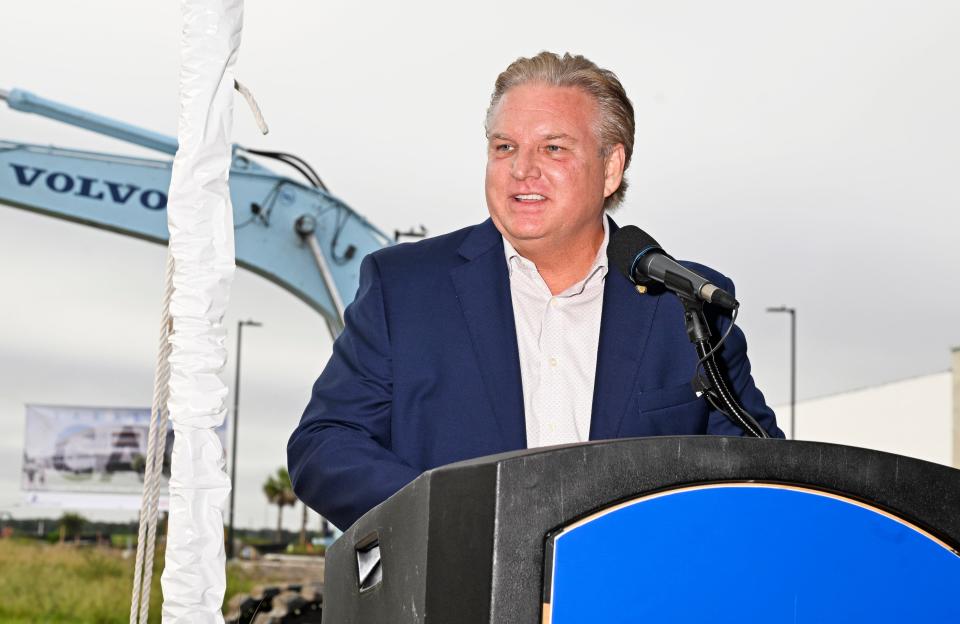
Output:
top-left (21, 404), bottom-right (227, 509)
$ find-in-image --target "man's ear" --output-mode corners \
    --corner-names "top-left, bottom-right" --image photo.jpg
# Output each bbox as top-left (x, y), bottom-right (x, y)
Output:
top-left (603, 144), bottom-right (626, 198)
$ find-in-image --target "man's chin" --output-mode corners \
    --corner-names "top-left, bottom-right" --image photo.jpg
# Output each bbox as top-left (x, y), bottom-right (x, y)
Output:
top-left (498, 223), bottom-right (548, 245)
top-left (491, 213), bottom-right (548, 239)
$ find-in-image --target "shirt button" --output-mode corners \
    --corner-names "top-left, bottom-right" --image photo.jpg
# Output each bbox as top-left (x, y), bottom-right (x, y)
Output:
top-left (550, 298), bottom-right (559, 308)
top-left (549, 357), bottom-right (558, 367)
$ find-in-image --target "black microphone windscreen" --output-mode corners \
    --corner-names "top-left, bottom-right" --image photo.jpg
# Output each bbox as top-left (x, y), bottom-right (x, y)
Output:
top-left (607, 225), bottom-right (662, 281)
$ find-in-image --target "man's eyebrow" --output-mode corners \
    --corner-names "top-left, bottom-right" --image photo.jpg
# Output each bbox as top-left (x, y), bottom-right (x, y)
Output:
top-left (487, 132), bottom-right (577, 142)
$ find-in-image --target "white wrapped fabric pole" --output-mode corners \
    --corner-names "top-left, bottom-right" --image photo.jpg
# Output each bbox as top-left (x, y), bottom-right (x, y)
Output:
top-left (160, 0), bottom-right (242, 621)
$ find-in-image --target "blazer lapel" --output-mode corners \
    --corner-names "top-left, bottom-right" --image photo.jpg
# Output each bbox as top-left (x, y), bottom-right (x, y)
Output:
top-left (449, 219), bottom-right (527, 449)
top-left (589, 223), bottom-right (661, 440)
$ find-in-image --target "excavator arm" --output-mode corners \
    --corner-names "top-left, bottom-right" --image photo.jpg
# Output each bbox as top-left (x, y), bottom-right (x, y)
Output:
top-left (0, 87), bottom-right (392, 335)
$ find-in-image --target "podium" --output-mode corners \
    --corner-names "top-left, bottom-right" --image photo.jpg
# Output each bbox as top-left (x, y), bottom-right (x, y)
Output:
top-left (323, 437), bottom-right (960, 623)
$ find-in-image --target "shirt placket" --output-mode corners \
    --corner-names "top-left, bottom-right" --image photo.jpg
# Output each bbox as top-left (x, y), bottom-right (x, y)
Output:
top-left (537, 295), bottom-right (565, 445)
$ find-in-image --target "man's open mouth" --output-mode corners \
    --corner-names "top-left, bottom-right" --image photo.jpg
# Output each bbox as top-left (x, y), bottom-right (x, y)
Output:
top-left (513, 194), bottom-right (546, 203)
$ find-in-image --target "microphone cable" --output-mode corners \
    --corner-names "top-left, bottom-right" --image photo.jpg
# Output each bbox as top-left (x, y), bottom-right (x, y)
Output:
top-left (690, 305), bottom-right (769, 438)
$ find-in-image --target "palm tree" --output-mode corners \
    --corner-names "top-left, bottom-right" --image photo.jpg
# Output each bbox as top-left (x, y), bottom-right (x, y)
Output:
top-left (262, 467), bottom-right (297, 543)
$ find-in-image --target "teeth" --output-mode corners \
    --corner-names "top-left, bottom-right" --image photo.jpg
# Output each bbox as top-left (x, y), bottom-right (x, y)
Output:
top-left (515, 194), bottom-right (545, 201)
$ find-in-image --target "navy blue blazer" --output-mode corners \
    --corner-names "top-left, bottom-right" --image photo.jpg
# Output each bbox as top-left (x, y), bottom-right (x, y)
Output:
top-left (288, 218), bottom-right (782, 529)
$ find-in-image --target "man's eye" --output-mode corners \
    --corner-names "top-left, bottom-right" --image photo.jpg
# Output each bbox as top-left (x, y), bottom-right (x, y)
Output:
top-left (545, 145), bottom-right (563, 152)
top-left (494, 144), bottom-right (514, 152)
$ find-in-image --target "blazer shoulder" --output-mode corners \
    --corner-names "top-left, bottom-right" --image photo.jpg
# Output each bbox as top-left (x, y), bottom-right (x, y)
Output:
top-left (368, 221), bottom-right (479, 275)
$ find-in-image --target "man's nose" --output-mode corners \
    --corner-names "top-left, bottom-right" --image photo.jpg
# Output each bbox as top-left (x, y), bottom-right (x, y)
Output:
top-left (510, 148), bottom-right (541, 180)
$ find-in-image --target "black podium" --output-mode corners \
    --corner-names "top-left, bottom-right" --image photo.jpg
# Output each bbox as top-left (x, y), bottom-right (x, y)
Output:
top-left (323, 437), bottom-right (960, 623)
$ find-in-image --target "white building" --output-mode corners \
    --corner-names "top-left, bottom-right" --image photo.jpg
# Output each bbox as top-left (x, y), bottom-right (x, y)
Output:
top-left (774, 348), bottom-right (959, 469)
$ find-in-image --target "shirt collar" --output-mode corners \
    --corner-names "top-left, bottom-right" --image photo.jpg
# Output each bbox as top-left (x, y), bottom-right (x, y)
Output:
top-left (502, 215), bottom-right (610, 280)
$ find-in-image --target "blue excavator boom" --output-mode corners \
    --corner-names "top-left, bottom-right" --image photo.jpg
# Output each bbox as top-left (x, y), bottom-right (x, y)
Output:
top-left (0, 87), bottom-right (393, 334)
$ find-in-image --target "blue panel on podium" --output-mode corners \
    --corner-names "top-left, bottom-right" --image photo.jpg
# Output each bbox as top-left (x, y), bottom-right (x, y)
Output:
top-left (544, 483), bottom-right (960, 623)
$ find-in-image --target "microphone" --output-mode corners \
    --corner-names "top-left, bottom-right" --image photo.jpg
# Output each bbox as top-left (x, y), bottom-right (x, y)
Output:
top-left (607, 225), bottom-right (739, 311)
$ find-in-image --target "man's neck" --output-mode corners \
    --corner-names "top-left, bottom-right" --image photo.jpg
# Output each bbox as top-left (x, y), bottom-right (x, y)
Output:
top-left (509, 220), bottom-right (606, 295)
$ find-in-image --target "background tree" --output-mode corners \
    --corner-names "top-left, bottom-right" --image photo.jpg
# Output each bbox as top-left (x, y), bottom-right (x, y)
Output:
top-left (58, 512), bottom-right (86, 544)
top-left (262, 467), bottom-right (297, 543)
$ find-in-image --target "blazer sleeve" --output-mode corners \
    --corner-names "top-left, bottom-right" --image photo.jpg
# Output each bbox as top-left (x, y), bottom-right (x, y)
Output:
top-left (704, 276), bottom-right (786, 439)
top-left (287, 253), bottom-right (421, 530)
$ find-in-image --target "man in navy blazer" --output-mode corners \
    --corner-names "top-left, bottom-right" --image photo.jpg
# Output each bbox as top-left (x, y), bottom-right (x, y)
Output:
top-left (288, 52), bottom-right (782, 530)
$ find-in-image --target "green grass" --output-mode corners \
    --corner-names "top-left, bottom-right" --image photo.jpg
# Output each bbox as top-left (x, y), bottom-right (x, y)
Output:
top-left (109, 534), bottom-right (138, 549)
top-left (0, 539), bottom-right (258, 623)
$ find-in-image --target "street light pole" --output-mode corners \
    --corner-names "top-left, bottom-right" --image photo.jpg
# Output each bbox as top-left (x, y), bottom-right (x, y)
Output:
top-left (227, 319), bottom-right (262, 559)
top-left (766, 306), bottom-right (797, 440)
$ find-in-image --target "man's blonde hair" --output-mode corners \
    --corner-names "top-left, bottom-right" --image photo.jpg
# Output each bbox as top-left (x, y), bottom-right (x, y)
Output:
top-left (485, 51), bottom-right (635, 210)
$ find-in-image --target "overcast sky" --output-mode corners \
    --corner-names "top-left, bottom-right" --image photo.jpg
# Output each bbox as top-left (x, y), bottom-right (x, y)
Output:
top-left (2, 1), bottom-right (959, 529)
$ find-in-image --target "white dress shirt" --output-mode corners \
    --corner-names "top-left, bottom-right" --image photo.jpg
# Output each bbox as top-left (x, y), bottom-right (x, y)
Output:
top-left (502, 218), bottom-right (609, 448)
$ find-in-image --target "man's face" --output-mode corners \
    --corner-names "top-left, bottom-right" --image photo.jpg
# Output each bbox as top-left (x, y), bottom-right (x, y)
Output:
top-left (485, 83), bottom-right (623, 253)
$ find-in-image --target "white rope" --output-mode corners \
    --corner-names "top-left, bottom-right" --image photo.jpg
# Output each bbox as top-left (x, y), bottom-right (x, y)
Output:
top-left (130, 253), bottom-right (176, 623)
top-left (234, 79), bottom-right (269, 135)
